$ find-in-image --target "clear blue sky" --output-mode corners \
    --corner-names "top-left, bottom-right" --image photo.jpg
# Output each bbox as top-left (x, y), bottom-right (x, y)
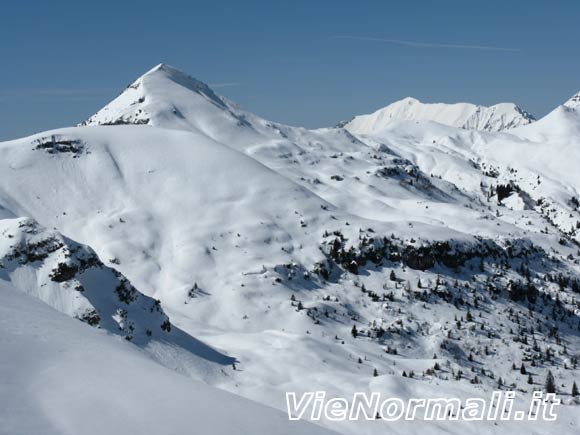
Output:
top-left (1, 0), bottom-right (579, 140)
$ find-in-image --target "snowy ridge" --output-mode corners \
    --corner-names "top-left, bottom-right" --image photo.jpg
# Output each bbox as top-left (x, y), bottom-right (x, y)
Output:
top-left (79, 63), bottom-right (373, 155)
top-left (0, 216), bottom-right (236, 382)
top-left (564, 91), bottom-right (580, 109)
top-left (80, 63), bottom-right (264, 148)
top-left (343, 97), bottom-right (535, 134)
top-left (81, 63), bottom-right (229, 127)
top-left (0, 217), bottom-right (166, 335)
top-left (511, 101), bottom-right (580, 140)
top-left (2, 64), bottom-right (580, 435)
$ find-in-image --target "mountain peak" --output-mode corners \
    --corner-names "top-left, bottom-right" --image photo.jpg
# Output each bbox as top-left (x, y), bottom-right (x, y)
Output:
top-left (152, 62), bottom-right (170, 71)
top-left (135, 63), bottom-right (215, 95)
top-left (400, 96), bottom-right (420, 104)
top-left (147, 62), bottom-right (170, 73)
top-left (80, 63), bottom-right (228, 128)
top-left (564, 91), bottom-right (580, 109)
top-left (137, 63), bottom-right (178, 78)
top-left (142, 62), bottom-right (190, 78)
top-left (342, 97), bottom-right (535, 134)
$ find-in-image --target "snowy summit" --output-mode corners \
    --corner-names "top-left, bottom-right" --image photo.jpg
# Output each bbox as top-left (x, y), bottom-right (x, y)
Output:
top-left (1, 63), bottom-right (580, 435)
top-left (342, 96), bottom-right (535, 134)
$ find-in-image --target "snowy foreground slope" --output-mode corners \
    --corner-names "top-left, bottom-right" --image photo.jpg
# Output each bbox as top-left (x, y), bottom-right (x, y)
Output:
top-left (0, 281), bottom-right (336, 435)
top-left (1, 64), bottom-right (580, 435)
top-left (342, 97), bottom-right (535, 134)
top-left (0, 216), bottom-right (236, 382)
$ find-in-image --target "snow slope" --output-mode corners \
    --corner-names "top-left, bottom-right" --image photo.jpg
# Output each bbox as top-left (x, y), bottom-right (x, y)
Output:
top-left (0, 280), bottom-right (336, 435)
top-left (80, 63), bottom-right (272, 149)
top-left (342, 97), bottom-right (535, 134)
top-left (0, 125), bottom-right (353, 303)
top-left (1, 65), bottom-right (580, 435)
top-left (511, 95), bottom-right (580, 140)
top-left (80, 63), bottom-right (372, 156)
top-left (0, 216), bottom-right (235, 382)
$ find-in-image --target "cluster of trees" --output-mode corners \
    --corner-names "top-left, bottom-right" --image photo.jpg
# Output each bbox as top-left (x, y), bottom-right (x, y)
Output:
top-left (486, 183), bottom-right (519, 202)
top-left (314, 229), bottom-right (580, 397)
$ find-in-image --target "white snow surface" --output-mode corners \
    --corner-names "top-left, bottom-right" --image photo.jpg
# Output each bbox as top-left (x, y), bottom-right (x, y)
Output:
top-left (1, 64), bottom-right (580, 435)
top-left (343, 97), bottom-right (535, 134)
top-left (0, 280), bottom-right (336, 435)
top-left (564, 92), bottom-right (580, 109)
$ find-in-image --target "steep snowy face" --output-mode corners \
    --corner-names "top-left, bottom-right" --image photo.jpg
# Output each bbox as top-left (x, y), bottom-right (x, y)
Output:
top-left (0, 216), bottom-right (236, 380)
top-left (81, 63), bottom-right (227, 127)
top-left (80, 63), bottom-right (265, 147)
top-left (343, 97), bottom-right (535, 134)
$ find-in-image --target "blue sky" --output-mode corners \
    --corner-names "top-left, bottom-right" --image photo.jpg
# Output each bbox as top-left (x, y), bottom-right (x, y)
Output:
top-left (1, 0), bottom-right (579, 140)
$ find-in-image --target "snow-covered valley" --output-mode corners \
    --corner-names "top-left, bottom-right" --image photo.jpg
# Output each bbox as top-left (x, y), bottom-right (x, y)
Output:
top-left (1, 63), bottom-right (580, 434)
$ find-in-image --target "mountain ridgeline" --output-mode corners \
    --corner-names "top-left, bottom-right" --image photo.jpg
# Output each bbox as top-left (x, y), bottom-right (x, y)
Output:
top-left (1, 63), bottom-right (580, 435)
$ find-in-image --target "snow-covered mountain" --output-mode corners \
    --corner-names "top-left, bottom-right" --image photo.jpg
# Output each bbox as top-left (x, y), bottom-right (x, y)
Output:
top-left (342, 97), bottom-right (535, 134)
top-left (0, 216), bottom-right (236, 381)
top-left (564, 91), bottom-right (580, 109)
top-left (511, 91), bottom-right (580, 140)
top-left (80, 63), bottom-right (272, 149)
top-left (0, 280), bottom-right (336, 435)
top-left (81, 64), bottom-right (246, 132)
top-left (79, 63), bottom-right (370, 155)
top-left (2, 65), bottom-right (580, 435)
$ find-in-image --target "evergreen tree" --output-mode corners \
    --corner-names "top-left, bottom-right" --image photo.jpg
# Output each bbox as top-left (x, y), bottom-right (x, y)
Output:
top-left (545, 370), bottom-right (556, 394)
top-left (572, 381), bottom-right (579, 397)
top-left (390, 270), bottom-right (397, 281)
top-left (373, 368), bottom-right (378, 377)
top-left (520, 363), bottom-right (527, 375)
top-left (351, 325), bottom-right (358, 338)
top-left (527, 374), bottom-right (533, 385)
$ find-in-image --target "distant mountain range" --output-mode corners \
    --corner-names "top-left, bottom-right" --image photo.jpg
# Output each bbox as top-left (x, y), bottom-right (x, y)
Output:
top-left (340, 96), bottom-right (535, 134)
